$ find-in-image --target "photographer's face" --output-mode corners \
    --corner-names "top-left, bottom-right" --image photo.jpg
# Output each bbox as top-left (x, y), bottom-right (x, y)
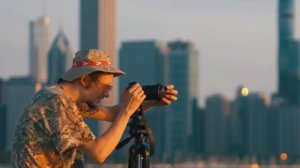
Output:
top-left (85, 74), bottom-right (113, 108)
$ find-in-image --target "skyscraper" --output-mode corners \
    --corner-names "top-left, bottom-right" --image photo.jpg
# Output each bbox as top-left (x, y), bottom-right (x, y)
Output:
top-left (80, 0), bottom-right (117, 136)
top-left (245, 92), bottom-right (269, 158)
top-left (48, 30), bottom-right (73, 84)
top-left (29, 16), bottom-right (51, 83)
top-left (0, 79), bottom-right (7, 150)
top-left (191, 99), bottom-right (204, 156)
top-left (277, 0), bottom-right (300, 105)
top-left (204, 94), bottom-right (230, 155)
top-left (276, 105), bottom-right (300, 159)
top-left (0, 103), bottom-right (6, 150)
top-left (234, 86), bottom-right (249, 157)
top-left (119, 40), bottom-right (165, 87)
top-left (164, 40), bottom-right (199, 159)
top-left (119, 40), bottom-right (166, 161)
top-left (80, 0), bottom-right (117, 106)
top-left (0, 79), bottom-right (6, 103)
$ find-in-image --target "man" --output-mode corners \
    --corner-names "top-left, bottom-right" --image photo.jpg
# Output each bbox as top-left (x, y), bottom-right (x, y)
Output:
top-left (12, 49), bottom-right (178, 167)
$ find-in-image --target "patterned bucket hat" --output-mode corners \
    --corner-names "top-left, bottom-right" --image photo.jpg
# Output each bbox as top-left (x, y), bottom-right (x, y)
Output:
top-left (60, 49), bottom-right (125, 81)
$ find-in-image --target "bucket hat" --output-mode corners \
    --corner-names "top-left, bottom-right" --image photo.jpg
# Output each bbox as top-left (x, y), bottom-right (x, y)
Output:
top-left (60, 49), bottom-right (125, 81)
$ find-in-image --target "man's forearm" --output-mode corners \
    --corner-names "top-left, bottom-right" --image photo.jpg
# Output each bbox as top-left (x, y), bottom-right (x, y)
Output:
top-left (82, 104), bottom-right (122, 122)
top-left (79, 108), bottom-right (131, 163)
top-left (141, 100), bottom-right (156, 112)
top-left (84, 101), bottom-right (154, 122)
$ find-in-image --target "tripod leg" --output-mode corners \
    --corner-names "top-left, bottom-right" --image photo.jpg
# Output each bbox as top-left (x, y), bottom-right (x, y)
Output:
top-left (128, 146), bottom-right (150, 168)
top-left (128, 147), bottom-right (136, 168)
top-left (142, 155), bottom-right (150, 168)
top-left (137, 154), bottom-right (143, 168)
top-left (136, 154), bottom-right (150, 168)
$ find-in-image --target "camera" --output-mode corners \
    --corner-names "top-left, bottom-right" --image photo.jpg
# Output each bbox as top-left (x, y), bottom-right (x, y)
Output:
top-left (128, 82), bottom-right (166, 100)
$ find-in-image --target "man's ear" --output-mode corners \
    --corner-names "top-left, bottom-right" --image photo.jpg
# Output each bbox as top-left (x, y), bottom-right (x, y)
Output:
top-left (79, 75), bottom-right (92, 88)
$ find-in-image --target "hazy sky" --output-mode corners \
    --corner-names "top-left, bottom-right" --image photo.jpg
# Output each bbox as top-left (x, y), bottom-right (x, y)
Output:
top-left (0, 0), bottom-right (300, 106)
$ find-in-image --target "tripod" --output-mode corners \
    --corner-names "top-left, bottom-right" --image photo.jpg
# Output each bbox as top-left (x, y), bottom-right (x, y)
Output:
top-left (116, 107), bottom-right (155, 168)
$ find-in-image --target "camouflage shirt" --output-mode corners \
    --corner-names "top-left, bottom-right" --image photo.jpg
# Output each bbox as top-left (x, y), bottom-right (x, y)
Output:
top-left (12, 85), bottom-right (96, 168)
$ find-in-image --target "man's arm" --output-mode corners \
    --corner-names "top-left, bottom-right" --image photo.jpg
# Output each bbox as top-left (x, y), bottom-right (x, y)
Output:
top-left (79, 107), bottom-right (131, 164)
top-left (82, 105), bottom-right (121, 122)
top-left (83, 85), bottom-right (178, 122)
top-left (78, 83), bottom-right (145, 164)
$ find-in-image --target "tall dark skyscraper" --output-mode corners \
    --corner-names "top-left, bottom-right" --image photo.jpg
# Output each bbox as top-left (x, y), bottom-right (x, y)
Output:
top-left (119, 40), bottom-right (166, 161)
top-left (0, 79), bottom-right (7, 150)
top-left (277, 0), bottom-right (300, 105)
top-left (164, 40), bottom-right (199, 159)
top-left (80, 0), bottom-right (117, 106)
top-left (80, 0), bottom-right (117, 136)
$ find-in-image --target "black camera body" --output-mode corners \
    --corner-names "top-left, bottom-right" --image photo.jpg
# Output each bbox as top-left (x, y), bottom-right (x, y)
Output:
top-left (128, 82), bottom-right (166, 100)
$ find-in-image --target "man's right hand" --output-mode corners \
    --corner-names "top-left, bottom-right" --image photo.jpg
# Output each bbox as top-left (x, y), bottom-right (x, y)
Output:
top-left (79, 83), bottom-right (145, 164)
top-left (121, 83), bottom-right (146, 116)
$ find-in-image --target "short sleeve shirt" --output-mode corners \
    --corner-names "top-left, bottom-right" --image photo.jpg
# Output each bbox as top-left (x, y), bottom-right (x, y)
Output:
top-left (12, 85), bottom-right (96, 168)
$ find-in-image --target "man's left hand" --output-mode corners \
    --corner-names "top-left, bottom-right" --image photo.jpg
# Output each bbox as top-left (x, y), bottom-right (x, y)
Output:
top-left (143, 84), bottom-right (178, 109)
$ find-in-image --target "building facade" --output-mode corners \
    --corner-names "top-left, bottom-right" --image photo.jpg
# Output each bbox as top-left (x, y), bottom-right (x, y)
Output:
top-left (164, 40), bottom-right (199, 160)
top-left (276, 105), bottom-right (300, 160)
top-left (277, 0), bottom-right (300, 105)
top-left (245, 92), bottom-right (269, 158)
top-left (204, 94), bottom-right (230, 156)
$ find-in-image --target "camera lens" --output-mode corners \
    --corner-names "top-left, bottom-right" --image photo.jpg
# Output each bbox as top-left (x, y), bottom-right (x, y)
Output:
top-left (127, 82), bottom-right (166, 101)
top-left (142, 84), bottom-right (166, 100)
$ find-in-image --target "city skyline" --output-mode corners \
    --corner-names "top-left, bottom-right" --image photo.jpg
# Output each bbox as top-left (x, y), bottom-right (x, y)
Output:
top-left (1, 0), bottom-right (300, 106)
top-left (1, 0), bottom-right (300, 163)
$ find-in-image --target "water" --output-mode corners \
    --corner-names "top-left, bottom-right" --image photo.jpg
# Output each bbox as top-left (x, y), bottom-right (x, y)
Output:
top-left (83, 163), bottom-right (300, 168)
top-left (2, 163), bottom-right (300, 168)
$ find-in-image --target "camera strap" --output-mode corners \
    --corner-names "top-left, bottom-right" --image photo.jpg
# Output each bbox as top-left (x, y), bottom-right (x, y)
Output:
top-left (144, 119), bottom-right (155, 156)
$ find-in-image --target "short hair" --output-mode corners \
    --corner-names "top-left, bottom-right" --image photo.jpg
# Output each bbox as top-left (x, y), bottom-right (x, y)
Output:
top-left (57, 78), bottom-right (68, 84)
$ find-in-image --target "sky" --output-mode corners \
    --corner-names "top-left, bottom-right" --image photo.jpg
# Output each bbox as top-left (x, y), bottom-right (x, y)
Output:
top-left (0, 0), bottom-right (300, 107)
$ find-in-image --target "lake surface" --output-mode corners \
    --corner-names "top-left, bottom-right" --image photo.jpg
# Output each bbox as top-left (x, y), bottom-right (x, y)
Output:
top-left (2, 163), bottom-right (300, 168)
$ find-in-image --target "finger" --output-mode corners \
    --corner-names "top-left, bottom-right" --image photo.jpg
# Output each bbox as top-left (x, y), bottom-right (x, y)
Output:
top-left (164, 94), bottom-right (177, 101)
top-left (128, 83), bottom-right (141, 93)
top-left (137, 89), bottom-right (145, 98)
top-left (135, 86), bottom-right (144, 94)
top-left (141, 94), bottom-right (146, 101)
top-left (161, 97), bottom-right (171, 105)
top-left (166, 89), bottom-right (178, 96)
top-left (133, 89), bottom-right (144, 98)
top-left (165, 85), bottom-right (174, 90)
